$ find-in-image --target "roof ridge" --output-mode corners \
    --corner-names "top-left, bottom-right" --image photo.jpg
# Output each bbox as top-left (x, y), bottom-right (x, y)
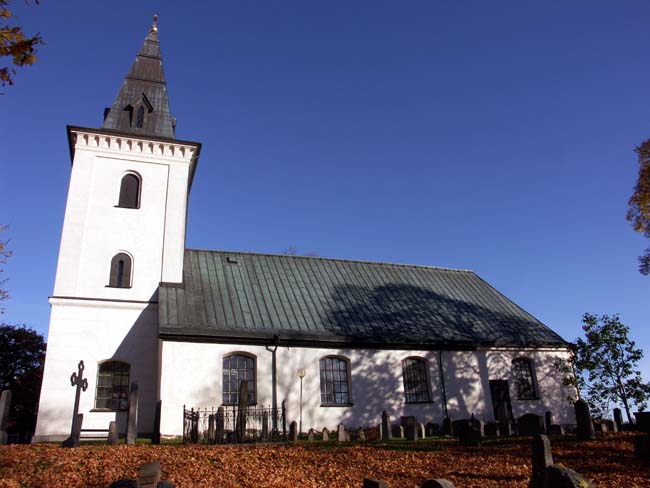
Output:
top-left (184, 247), bottom-right (474, 274)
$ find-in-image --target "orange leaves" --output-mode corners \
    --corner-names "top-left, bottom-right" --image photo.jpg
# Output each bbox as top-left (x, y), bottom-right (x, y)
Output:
top-left (0, 436), bottom-right (649, 488)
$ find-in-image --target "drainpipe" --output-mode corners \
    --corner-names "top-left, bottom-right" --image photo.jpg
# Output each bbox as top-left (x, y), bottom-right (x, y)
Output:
top-left (265, 335), bottom-right (280, 432)
top-left (438, 350), bottom-right (449, 419)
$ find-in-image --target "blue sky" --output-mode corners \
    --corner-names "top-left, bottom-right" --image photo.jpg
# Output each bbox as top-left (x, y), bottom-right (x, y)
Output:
top-left (2, 1), bottom-right (649, 374)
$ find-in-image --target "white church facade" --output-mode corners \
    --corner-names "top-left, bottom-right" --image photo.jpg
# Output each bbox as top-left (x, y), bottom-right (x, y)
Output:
top-left (34, 19), bottom-right (576, 442)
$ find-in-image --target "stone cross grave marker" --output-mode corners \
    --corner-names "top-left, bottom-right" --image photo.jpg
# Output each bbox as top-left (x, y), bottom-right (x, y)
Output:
top-left (126, 382), bottom-right (139, 445)
top-left (530, 434), bottom-right (553, 488)
top-left (63, 360), bottom-right (88, 448)
top-left (0, 390), bottom-right (11, 445)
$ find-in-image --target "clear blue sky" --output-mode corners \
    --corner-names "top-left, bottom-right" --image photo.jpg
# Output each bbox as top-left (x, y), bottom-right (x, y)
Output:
top-left (2, 1), bottom-right (649, 373)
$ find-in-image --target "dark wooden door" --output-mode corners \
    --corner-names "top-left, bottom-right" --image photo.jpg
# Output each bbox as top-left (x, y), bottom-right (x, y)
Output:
top-left (489, 380), bottom-right (513, 421)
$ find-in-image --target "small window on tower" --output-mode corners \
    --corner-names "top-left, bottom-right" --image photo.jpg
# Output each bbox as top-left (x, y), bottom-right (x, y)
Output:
top-left (136, 105), bottom-right (145, 128)
top-left (108, 252), bottom-right (133, 288)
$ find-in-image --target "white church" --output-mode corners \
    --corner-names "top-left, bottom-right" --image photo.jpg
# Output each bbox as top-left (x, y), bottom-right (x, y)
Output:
top-left (34, 19), bottom-right (576, 442)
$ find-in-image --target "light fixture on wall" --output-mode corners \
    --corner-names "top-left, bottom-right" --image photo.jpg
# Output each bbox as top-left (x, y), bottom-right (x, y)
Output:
top-left (297, 368), bottom-right (306, 434)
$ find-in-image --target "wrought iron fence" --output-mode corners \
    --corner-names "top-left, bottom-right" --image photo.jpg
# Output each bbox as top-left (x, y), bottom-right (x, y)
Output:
top-left (183, 401), bottom-right (286, 444)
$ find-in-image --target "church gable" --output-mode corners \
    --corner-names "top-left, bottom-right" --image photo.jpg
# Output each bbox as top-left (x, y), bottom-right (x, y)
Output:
top-left (159, 249), bottom-right (566, 348)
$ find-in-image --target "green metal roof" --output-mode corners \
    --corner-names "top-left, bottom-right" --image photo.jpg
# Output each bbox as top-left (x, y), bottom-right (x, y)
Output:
top-left (158, 249), bottom-right (567, 349)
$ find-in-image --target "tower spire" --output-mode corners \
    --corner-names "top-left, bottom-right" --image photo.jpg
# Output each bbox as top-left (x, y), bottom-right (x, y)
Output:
top-left (102, 16), bottom-right (176, 139)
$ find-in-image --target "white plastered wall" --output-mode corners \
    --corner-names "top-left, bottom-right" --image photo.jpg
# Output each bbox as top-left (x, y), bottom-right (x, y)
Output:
top-left (159, 341), bottom-right (576, 437)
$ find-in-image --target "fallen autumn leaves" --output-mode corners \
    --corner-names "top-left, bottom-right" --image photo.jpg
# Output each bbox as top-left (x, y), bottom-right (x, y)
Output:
top-left (0, 435), bottom-right (649, 488)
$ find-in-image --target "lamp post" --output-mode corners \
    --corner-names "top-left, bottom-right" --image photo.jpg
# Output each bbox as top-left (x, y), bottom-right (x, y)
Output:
top-left (297, 368), bottom-right (306, 434)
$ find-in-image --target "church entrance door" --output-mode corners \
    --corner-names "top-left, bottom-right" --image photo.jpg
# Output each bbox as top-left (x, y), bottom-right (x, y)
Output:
top-left (489, 379), bottom-right (513, 421)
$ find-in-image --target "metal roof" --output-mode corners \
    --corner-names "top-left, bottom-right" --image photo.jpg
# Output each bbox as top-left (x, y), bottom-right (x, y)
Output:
top-left (101, 17), bottom-right (176, 139)
top-left (159, 249), bottom-right (567, 349)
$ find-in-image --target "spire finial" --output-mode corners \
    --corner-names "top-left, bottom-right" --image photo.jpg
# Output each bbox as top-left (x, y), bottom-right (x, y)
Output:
top-left (151, 15), bottom-right (158, 33)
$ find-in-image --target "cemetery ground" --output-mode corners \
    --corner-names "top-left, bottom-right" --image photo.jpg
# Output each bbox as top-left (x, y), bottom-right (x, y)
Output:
top-left (0, 434), bottom-right (649, 487)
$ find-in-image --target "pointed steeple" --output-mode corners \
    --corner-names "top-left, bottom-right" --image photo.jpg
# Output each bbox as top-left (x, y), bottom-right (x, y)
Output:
top-left (102, 16), bottom-right (176, 139)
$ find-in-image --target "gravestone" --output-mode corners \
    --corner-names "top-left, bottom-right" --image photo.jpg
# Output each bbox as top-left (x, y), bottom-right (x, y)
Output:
top-left (613, 408), bottom-right (623, 432)
top-left (442, 416), bottom-right (453, 436)
top-left (451, 419), bottom-right (469, 437)
top-left (337, 424), bottom-right (348, 442)
top-left (138, 461), bottom-right (161, 488)
top-left (366, 425), bottom-right (380, 441)
top-left (362, 479), bottom-right (388, 488)
top-left (543, 465), bottom-right (594, 487)
top-left (0, 390), bottom-right (11, 445)
top-left (152, 400), bottom-right (162, 445)
top-left (417, 422), bottom-right (426, 439)
top-left (634, 411), bottom-right (650, 432)
top-left (633, 435), bottom-right (650, 458)
top-left (574, 399), bottom-right (595, 441)
top-left (216, 406), bottom-right (225, 444)
top-left (207, 414), bottom-right (215, 443)
top-left (530, 434), bottom-right (553, 488)
top-left (548, 424), bottom-right (565, 436)
top-left (498, 420), bottom-right (512, 436)
top-left (126, 382), bottom-right (139, 445)
top-left (602, 418), bottom-right (617, 433)
top-left (307, 428), bottom-right (314, 441)
top-left (391, 425), bottom-right (404, 439)
top-left (484, 422), bottom-right (498, 437)
top-left (262, 411), bottom-right (269, 441)
top-left (544, 411), bottom-right (553, 434)
top-left (468, 415), bottom-right (484, 437)
top-left (236, 381), bottom-right (248, 443)
top-left (381, 410), bottom-right (392, 440)
top-left (108, 420), bottom-right (118, 446)
top-left (518, 413), bottom-right (545, 436)
top-left (289, 421), bottom-right (298, 441)
top-left (458, 425), bottom-right (481, 447)
top-left (358, 428), bottom-right (366, 441)
top-left (322, 427), bottom-right (329, 441)
top-left (401, 416), bottom-right (418, 441)
top-left (63, 360), bottom-right (88, 448)
top-left (421, 480), bottom-right (456, 488)
top-left (425, 422), bottom-right (439, 437)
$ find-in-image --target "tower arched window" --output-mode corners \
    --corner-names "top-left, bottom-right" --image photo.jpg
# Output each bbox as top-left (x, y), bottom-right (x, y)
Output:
top-left (108, 252), bottom-right (132, 288)
top-left (402, 357), bottom-right (431, 403)
top-left (117, 173), bottom-right (140, 209)
top-left (512, 358), bottom-right (538, 400)
top-left (95, 361), bottom-right (130, 411)
top-left (222, 352), bottom-right (256, 405)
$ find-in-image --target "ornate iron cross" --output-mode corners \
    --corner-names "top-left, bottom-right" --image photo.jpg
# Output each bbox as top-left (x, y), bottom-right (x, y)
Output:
top-left (69, 360), bottom-right (88, 423)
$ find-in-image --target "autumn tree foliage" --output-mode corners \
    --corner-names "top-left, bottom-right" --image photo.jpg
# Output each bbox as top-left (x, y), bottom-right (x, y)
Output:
top-left (0, 0), bottom-right (43, 88)
top-left (627, 139), bottom-right (650, 275)
top-left (561, 313), bottom-right (650, 423)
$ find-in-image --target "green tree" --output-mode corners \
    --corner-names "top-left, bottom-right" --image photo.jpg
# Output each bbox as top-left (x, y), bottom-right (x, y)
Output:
top-left (627, 140), bottom-right (650, 275)
top-left (0, 0), bottom-right (43, 89)
top-left (564, 313), bottom-right (650, 423)
top-left (0, 324), bottom-right (45, 440)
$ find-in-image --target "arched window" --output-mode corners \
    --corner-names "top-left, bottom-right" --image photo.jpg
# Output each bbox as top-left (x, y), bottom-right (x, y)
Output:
top-left (319, 356), bottom-right (351, 405)
top-left (95, 361), bottom-right (130, 410)
top-left (512, 358), bottom-right (538, 400)
top-left (117, 173), bottom-right (140, 209)
top-left (402, 357), bottom-right (431, 403)
top-left (108, 252), bottom-right (132, 288)
top-left (222, 353), bottom-right (256, 405)
top-left (136, 105), bottom-right (145, 128)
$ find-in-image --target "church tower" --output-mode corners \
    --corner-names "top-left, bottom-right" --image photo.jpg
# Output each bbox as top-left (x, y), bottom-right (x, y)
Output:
top-left (34, 18), bottom-right (201, 442)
